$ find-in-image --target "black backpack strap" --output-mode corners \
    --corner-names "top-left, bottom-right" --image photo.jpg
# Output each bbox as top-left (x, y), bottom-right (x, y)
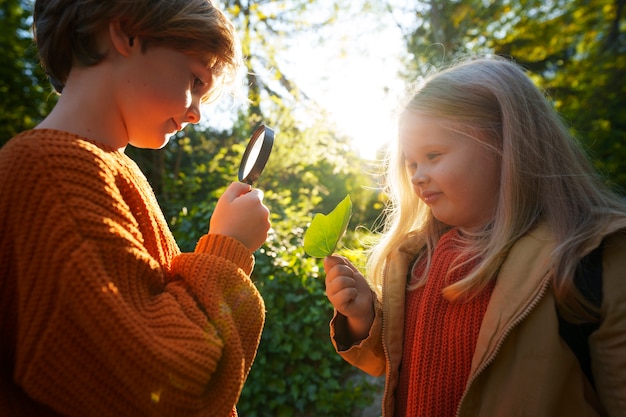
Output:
top-left (557, 240), bottom-right (604, 389)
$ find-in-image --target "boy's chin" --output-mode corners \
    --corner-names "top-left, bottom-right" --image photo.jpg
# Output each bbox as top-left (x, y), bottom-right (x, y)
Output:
top-left (129, 135), bottom-right (172, 150)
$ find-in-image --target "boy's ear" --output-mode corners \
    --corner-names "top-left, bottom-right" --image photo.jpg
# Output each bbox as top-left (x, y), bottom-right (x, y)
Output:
top-left (109, 21), bottom-right (135, 57)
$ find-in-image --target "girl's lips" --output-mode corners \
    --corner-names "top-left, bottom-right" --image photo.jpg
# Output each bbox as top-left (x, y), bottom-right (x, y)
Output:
top-left (421, 191), bottom-right (442, 204)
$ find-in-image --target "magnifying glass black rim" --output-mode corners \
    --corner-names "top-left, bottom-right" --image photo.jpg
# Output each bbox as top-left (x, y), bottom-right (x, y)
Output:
top-left (238, 124), bottom-right (274, 185)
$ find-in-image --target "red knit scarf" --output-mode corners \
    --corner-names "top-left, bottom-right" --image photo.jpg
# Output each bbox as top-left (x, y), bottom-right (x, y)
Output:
top-left (395, 229), bottom-right (494, 417)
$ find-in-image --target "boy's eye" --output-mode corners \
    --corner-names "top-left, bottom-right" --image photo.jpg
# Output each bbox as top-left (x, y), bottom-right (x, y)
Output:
top-left (192, 74), bottom-right (215, 103)
top-left (193, 75), bottom-right (206, 89)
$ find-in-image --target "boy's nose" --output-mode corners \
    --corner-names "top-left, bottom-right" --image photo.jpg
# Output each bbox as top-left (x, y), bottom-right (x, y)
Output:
top-left (186, 103), bottom-right (202, 124)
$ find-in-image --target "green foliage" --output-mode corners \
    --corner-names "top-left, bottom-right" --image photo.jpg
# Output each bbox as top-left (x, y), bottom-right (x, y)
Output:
top-left (129, 108), bottom-right (380, 415)
top-left (130, 111), bottom-right (379, 414)
top-left (238, 224), bottom-right (376, 416)
top-left (0, 4), bottom-right (385, 413)
top-left (12, 1), bottom-right (625, 415)
top-left (398, 0), bottom-right (626, 192)
top-left (225, 0), bottom-right (343, 119)
top-left (488, 0), bottom-right (626, 190)
top-left (304, 195), bottom-right (353, 258)
top-left (0, 0), bottom-right (57, 145)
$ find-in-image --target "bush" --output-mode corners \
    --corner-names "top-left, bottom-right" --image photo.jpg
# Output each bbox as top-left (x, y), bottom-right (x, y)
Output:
top-left (237, 226), bottom-right (377, 416)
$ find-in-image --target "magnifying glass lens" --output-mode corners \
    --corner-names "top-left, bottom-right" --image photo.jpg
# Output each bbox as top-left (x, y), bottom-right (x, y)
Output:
top-left (238, 125), bottom-right (274, 185)
top-left (241, 132), bottom-right (265, 179)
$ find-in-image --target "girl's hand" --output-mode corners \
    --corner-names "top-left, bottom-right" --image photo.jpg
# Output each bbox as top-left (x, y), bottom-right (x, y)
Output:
top-left (209, 182), bottom-right (271, 252)
top-left (324, 255), bottom-right (374, 342)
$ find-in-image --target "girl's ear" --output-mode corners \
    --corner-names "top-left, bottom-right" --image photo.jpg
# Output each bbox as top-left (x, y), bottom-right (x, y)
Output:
top-left (109, 21), bottom-right (135, 57)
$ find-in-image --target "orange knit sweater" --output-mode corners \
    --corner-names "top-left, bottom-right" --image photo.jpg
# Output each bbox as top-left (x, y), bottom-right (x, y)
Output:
top-left (395, 229), bottom-right (494, 417)
top-left (0, 130), bottom-right (265, 417)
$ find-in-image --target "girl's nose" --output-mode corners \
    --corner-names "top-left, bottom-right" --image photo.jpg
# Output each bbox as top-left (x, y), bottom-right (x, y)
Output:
top-left (411, 167), bottom-right (428, 185)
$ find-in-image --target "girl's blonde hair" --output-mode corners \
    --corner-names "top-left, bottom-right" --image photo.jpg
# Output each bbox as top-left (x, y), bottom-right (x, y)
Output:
top-left (368, 55), bottom-right (626, 320)
top-left (33, 0), bottom-right (243, 97)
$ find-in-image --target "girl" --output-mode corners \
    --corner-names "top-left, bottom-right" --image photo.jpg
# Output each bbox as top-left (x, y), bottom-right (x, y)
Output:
top-left (0, 1), bottom-right (270, 416)
top-left (324, 56), bottom-right (626, 416)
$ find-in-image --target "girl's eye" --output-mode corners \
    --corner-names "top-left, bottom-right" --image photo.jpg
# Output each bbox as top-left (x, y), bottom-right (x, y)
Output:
top-left (426, 152), bottom-right (440, 160)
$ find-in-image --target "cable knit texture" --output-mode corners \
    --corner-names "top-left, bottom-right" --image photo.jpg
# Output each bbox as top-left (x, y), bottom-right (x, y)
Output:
top-left (395, 229), bottom-right (494, 417)
top-left (0, 130), bottom-right (265, 417)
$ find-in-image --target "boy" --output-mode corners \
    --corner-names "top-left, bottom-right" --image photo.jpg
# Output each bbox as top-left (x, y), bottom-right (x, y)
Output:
top-left (0, 1), bottom-right (270, 416)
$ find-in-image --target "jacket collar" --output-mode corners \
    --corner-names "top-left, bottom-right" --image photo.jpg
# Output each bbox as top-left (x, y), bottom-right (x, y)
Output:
top-left (470, 224), bottom-right (556, 375)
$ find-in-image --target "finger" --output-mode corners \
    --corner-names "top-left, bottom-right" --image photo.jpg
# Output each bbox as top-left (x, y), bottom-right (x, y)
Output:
top-left (324, 265), bottom-right (354, 289)
top-left (332, 264), bottom-right (355, 278)
top-left (243, 188), bottom-right (264, 202)
top-left (327, 285), bottom-right (359, 309)
top-left (334, 287), bottom-right (359, 306)
top-left (343, 260), bottom-right (362, 275)
top-left (324, 255), bottom-right (348, 271)
top-left (325, 275), bottom-right (356, 297)
top-left (223, 182), bottom-right (252, 200)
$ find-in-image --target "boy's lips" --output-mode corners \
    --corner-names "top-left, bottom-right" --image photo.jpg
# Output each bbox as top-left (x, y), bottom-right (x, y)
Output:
top-left (169, 119), bottom-right (182, 135)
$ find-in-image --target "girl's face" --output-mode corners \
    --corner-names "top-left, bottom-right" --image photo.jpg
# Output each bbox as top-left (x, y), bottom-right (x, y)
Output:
top-left (399, 112), bottom-right (501, 231)
top-left (115, 44), bottom-right (214, 149)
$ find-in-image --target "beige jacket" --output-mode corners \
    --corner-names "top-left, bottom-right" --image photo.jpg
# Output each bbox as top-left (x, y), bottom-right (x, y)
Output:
top-left (331, 224), bottom-right (626, 416)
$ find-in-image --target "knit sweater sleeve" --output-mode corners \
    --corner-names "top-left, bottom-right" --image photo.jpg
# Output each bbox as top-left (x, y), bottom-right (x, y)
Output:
top-left (1, 132), bottom-right (264, 417)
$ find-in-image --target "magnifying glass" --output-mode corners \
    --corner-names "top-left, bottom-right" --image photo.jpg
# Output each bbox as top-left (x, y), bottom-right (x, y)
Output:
top-left (238, 124), bottom-right (274, 185)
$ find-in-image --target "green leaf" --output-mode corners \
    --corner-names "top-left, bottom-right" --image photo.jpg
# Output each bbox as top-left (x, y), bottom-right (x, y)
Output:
top-left (303, 195), bottom-right (352, 257)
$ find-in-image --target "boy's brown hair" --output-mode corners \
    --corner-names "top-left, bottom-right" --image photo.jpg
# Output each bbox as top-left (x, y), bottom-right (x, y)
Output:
top-left (33, 0), bottom-right (242, 95)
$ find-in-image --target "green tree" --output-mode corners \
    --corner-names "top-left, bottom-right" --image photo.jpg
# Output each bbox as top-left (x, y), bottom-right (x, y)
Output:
top-left (394, 0), bottom-right (626, 191)
top-left (136, 104), bottom-right (380, 416)
top-left (2, 1), bottom-right (384, 414)
top-left (0, 0), bottom-right (56, 144)
top-left (130, 2), bottom-right (383, 413)
top-left (385, 0), bottom-right (505, 77)
top-left (226, 0), bottom-right (339, 116)
top-left (490, 0), bottom-right (626, 190)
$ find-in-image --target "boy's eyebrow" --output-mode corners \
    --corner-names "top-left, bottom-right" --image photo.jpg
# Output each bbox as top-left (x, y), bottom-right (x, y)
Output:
top-left (192, 57), bottom-right (215, 81)
top-left (201, 54), bottom-right (222, 75)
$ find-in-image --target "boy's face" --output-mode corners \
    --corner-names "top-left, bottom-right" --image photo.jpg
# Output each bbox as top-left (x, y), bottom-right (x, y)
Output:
top-left (115, 43), bottom-right (214, 149)
top-left (399, 113), bottom-right (501, 231)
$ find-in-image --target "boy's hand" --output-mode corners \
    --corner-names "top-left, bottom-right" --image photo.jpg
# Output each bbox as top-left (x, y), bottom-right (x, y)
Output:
top-left (209, 182), bottom-right (270, 252)
top-left (324, 255), bottom-right (374, 342)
